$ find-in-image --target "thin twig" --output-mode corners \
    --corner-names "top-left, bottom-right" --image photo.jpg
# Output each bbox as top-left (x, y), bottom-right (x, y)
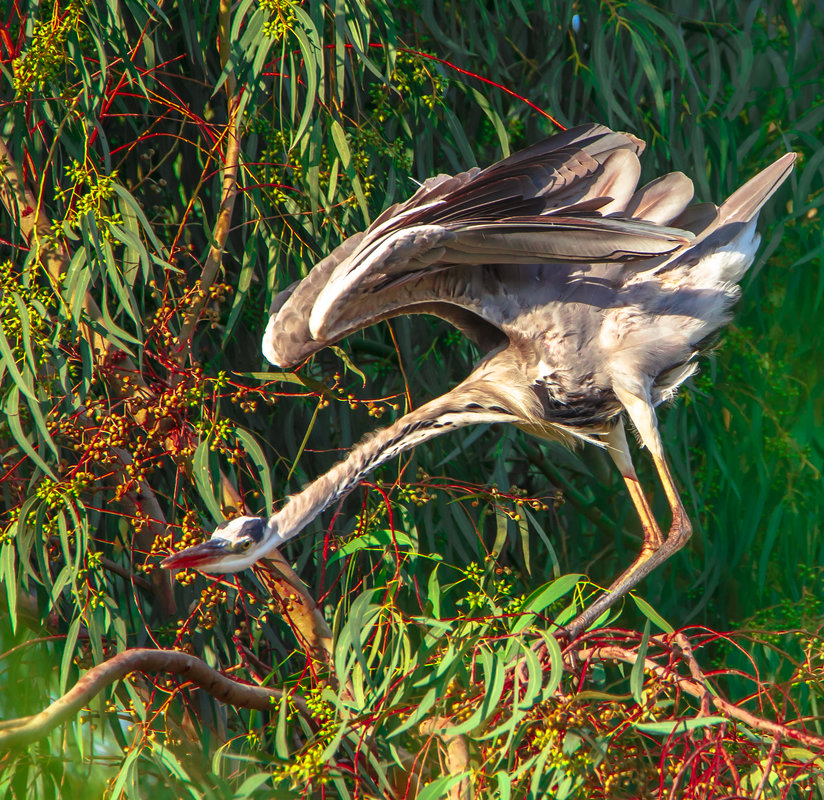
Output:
top-left (579, 643), bottom-right (824, 750)
top-left (752, 733), bottom-right (781, 800)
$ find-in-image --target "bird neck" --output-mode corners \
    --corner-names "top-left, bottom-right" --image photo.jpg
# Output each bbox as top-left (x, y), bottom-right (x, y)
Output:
top-left (268, 364), bottom-right (538, 545)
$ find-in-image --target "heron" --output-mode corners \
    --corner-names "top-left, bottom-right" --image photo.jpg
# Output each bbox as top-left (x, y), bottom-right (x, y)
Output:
top-left (162, 124), bottom-right (794, 636)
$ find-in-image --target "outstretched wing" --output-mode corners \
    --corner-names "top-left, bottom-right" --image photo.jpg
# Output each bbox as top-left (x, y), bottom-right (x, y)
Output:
top-left (264, 124), bottom-right (697, 367)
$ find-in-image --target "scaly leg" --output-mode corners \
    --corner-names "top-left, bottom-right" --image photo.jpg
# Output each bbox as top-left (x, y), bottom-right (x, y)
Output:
top-left (565, 390), bottom-right (692, 638)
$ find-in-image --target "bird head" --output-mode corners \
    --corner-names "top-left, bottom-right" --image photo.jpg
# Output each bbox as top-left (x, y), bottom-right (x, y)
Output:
top-left (160, 516), bottom-right (280, 573)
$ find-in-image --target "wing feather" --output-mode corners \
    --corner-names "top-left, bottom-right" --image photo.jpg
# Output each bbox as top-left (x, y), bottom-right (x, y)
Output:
top-left (262, 124), bottom-right (792, 369)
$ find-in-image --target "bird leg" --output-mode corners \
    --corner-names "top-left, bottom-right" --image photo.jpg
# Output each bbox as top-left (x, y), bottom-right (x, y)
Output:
top-left (565, 391), bottom-right (692, 638)
top-left (605, 421), bottom-right (663, 553)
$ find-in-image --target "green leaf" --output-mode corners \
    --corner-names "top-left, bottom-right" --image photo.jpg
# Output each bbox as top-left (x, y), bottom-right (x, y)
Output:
top-left (192, 438), bottom-right (224, 521)
top-left (1, 543), bottom-right (17, 634)
top-left (274, 694), bottom-right (290, 759)
top-left (389, 686), bottom-right (439, 738)
top-left (60, 616), bottom-right (83, 694)
top-left (635, 715), bottom-right (728, 735)
top-left (416, 775), bottom-right (470, 800)
top-left (232, 773), bottom-right (273, 799)
top-left (111, 184), bottom-right (172, 263)
top-left (627, 28), bottom-right (665, 115)
top-left (631, 594), bottom-right (674, 634)
top-left (240, 371), bottom-right (332, 395)
top-left (3, 386), bottom-right (57, 477)
top-left (630, 620), bottom-right (651, 705)
top-left (0, 313), bottom-right (40, 404)
top-left (290, 7), bottom-right (321, 146)
top-left (109, 743), bottom-right (142, 799)
top-left (327, 528), bottom-right (414, 565)
top-left (329, 345), bottom-right (366, 386)
top-left (286, 399), bottom-right (321, 481)
top-left (510, 574), bottom-right (583, 635)
top-left (234, 426), bottom-right (274, 516)
top-left (441, 646), bottom-right (506, 736)
top-left (541, 632), bottom-right (564, 699)
top-left (330, 120), bottom-right (351, 169)
top-left (224, 225), bottom-right (259, 341)
top-left (494, 770), bottom-right (512, 800)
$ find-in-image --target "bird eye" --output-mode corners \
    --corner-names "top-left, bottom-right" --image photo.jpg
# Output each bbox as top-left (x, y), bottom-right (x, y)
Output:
top-left (239, 539), bottom-right (254, 552)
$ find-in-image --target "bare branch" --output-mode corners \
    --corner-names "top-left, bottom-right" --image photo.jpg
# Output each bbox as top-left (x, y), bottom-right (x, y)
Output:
top-left (419, 717), bottom-right (471, 800)
top-left (220, 474), bottom-right (334, 668)
top-left (579, 643), bottom-right (824, 750)
top-left (0, 648), bottom-right (305, 750)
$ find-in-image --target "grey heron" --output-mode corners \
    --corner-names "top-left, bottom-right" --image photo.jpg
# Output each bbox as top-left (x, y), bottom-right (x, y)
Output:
top-left (162, 124), bottom-right (794, 636)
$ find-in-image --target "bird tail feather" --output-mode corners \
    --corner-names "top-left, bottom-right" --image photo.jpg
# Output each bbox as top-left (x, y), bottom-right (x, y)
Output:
top-left (717, 152), bottom-right (797, 225)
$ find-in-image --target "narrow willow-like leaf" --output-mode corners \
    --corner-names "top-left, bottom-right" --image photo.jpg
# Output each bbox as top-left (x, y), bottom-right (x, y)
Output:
top-left (10, 293), bottom-right (38, 377)
top-left (3, 386), bottom-right (57, 476)
top-left (329, 344), bottom-right (366, 386)
top-left (466, 85), bottom-right (510, 157)
top-left (493, 505), bottom-right (509, 558)
top-left (60, 616), bottom-right (83, 694)
top-left (540, 631), bottom-right (564, 699)
top-left (631, 594), bottom-right (675, 634)
top-left (330, 120), bottom-right (351, 169)
top-left (274, 694), bottom-right (290, 759)
top-left (232, 773), bottom-right (273, 799)
top-left (327, 528), bottom-right (414, 565)
top-left (109, 742), bottom-right (142, 799)
top-left (233, 426), bottom-right (274, 516)
top-left (510, 573), bottom-right (582, 635)
top-left (627, 29), bottom-right (665, 116)
top-left (224, 222), bottom-right (258, 342)
top-left (0, 543), bottom-right (17, 633)
top-left (290, 7), bottom-right (322, 147)
top-left (109, 222), bottom-right (149, 286)
top-left (388, 685), bottom-right (439, 738)
top-left (630, 620), bottom-right (651, 705)
top-left (149, 740), bottom-right (202, 797)
top-left (110, 185), bottom-right (172, 263)
top-left (630, 4), bottom-right (689, 75)
top-left (0, 314), bottom-right (40, 403)
top-left (441, 646), bottom-right (505, 737)
top-left (635, 715), bottom-right (728, 735)
top-left (240, 371), bottom-right (332, 394)
top-left (416, 775), bottom-right (471, 800)
top-left (494, 769), bottom-right (513, 800)
top-left (192, 438), bottom-right (225, 521)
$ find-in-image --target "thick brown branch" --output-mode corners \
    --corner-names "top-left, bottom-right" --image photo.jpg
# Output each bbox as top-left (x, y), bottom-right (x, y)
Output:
top-left (256, 558), bottom-right (335, 668)
top-left (219, 475), bottom-right (334, 667)
top-left (0, 648), bottom-right (298, 750)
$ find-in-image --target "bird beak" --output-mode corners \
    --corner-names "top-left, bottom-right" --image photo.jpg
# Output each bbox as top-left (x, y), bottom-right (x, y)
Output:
top-left (160, 539), bottom-right (229, 571)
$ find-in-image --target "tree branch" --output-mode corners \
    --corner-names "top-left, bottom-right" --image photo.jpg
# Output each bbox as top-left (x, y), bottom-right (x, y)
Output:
top-left (175, 0), bottom-right (242, 356)
top-left (579, 642), bottom-right (824, 750)
top-left (0, 647), bottom-right (304, 750)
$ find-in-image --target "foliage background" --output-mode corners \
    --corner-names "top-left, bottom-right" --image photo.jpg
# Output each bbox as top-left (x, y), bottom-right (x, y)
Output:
top-left (1, 0), bottom-right (823, 797)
